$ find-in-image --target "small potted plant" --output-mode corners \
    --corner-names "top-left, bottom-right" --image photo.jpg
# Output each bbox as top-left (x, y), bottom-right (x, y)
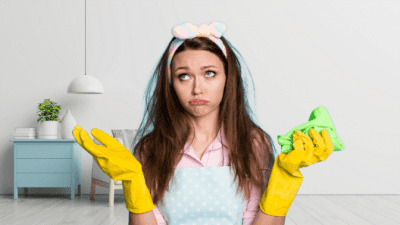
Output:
top-left (37, 98), bottom-right (61, 139)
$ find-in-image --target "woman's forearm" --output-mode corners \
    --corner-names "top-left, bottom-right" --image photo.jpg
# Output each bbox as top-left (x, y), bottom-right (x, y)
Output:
top-left (129, 210), bottom-right (158, 225)
top-left (251, 208), bottom-right (286, 225)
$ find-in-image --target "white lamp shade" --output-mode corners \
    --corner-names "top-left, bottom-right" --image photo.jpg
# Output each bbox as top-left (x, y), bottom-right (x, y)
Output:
top-left (67, 75), bottom-right (104, 94)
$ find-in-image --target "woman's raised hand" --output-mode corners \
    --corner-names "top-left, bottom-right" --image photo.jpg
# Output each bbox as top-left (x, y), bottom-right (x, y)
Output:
top-left (72, 125), bottom-right (155, 214)
top-left (279, 128), bottom-right (334, 175)
top-left (259, 128), bottom-right (333, 217)
top-left (73, 125), bottom-right (142, 181)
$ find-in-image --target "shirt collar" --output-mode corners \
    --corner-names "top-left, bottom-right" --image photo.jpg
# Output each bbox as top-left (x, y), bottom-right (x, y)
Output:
top-left (183, 124), bottom-right (227, 154)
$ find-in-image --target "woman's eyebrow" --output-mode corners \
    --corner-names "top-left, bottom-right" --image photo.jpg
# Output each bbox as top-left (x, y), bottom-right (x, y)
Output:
top-left (175, 65), bottom-right (218, 72)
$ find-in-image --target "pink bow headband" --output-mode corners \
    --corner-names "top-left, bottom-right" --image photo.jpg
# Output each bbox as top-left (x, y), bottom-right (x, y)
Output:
top-left (167, 21), bottom-right (228, 83)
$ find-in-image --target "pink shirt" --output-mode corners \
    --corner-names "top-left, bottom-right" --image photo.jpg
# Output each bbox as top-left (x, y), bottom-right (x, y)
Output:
top-left (152, 127), bottom-right (262, 225)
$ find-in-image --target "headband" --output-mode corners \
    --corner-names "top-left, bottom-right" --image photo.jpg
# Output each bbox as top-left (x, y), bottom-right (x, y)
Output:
top-left (167, 21), bottom-right (228, 83)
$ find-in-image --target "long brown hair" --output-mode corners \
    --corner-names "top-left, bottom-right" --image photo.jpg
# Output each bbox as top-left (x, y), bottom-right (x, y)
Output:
top-left (133, 36), bottom-right (277, 205)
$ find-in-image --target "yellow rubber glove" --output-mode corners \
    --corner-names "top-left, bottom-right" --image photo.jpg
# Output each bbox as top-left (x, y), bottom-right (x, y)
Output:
top-left (259, 128), bottom-right (334, 216)
top-left (72, 126), bottom-right (154, 214)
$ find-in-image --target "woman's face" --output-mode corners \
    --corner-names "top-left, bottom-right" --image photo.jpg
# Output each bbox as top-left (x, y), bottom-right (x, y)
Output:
top-left (171, 49), bottom-right (226, 118)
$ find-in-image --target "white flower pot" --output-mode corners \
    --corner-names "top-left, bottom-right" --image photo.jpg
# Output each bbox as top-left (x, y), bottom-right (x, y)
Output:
top-left (60, 109), bottom-right (77, 139)
top-left (37, 121), bottom-right (59, 139)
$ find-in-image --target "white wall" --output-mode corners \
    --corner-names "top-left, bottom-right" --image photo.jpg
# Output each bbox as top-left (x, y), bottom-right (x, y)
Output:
top-left (0, 0), bottom-right (399, 196)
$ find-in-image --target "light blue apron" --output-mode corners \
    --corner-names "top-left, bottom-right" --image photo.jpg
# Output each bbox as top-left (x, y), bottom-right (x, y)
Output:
top-left (157, 166), bottom-right (246, 225)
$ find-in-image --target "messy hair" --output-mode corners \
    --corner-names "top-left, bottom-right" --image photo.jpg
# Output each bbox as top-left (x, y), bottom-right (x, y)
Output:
top-left (133, 36), bottom-right (278, 205)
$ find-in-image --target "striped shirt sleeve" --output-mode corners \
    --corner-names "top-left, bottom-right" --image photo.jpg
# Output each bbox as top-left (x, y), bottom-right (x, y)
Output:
top-left (152, 204), bottom-right (167, 225)
top-left (243, 184), bottom-right (262, 225)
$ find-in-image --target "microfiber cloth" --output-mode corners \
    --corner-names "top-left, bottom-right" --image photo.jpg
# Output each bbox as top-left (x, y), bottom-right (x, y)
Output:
top-left (277, 106), bottom-right (344, 154)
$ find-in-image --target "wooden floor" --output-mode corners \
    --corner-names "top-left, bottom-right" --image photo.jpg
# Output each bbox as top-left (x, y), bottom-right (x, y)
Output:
top-left (0, 194), bottom-right (399, 225)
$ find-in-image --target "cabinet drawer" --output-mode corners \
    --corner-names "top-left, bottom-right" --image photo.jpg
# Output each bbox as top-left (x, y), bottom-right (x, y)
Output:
top-left (17, 159), bottom-right (71, 173)
top-left (16, 143), bottom-right (71, 158)
top-left (17, 173), bottom-right (71, 187)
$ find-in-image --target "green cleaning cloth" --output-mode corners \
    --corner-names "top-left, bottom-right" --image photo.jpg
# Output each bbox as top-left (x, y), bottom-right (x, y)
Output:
top-left (277, 106), bottom-right (344, 154)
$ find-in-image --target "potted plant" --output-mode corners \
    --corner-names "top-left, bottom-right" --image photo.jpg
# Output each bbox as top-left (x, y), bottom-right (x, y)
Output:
top-left (37, 98), bottom-right (61, 139)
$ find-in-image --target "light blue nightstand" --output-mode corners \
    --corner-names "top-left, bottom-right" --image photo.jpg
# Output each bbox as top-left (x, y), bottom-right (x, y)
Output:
top-left (10, 139), bottom-right (82, 200)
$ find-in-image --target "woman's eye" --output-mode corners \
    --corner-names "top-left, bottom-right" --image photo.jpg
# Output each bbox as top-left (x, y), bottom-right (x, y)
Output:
top-left (178, 74), bottom-right (190, 80)
top-left (178, 71), bottom-right (216, 81)
top-left (205, 70), bottom-right (216, 77)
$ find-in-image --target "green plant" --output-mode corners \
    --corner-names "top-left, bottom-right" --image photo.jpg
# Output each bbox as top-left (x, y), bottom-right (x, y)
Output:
top-left (37, 98), bottom-right (62, 122)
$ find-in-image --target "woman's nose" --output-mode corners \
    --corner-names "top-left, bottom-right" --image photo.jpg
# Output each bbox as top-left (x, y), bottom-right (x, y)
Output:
top-left (191, 76), bottom-right (207, 93)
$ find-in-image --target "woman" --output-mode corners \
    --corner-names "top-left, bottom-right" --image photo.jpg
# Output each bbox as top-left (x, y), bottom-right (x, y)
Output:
top-left (73, 21), bottom-right (333, 225)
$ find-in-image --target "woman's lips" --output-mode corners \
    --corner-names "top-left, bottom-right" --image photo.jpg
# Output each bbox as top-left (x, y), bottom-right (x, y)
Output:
top-left (190, 99), bottom-right (208, 105)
